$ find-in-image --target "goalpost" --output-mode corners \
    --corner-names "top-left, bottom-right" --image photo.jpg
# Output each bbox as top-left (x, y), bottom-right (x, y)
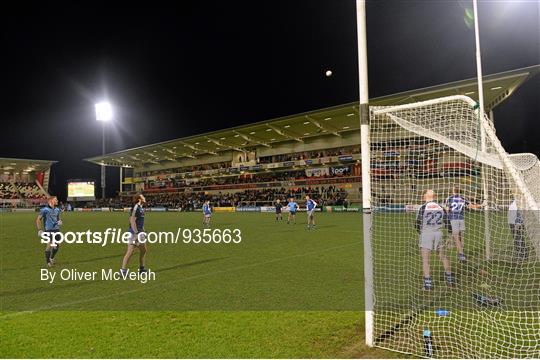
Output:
top-left (365, 95), bottom-right (540, 358)
top-left (356, 1), bottom-right (539, 357)
top-left (356, 0), bottom-right (374, 348)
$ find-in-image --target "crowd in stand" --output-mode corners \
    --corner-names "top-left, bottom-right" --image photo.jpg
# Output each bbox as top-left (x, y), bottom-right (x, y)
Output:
top-left (0, 182), bottom-right (18, 199)
top-left (140, 161), bottom-right (231, 177)
top-left (90, 185), bottom-right (349, 210)
top-left (266, 147), bottom-right (358, 163)
top-left (17, 183), bottom-right (46, 198)
top-left (137, 146), bottom-right (360, 178)
top-left (0, 182), bottom-right (46, 200)
top-left (146, 167), bottom-right (355, 191)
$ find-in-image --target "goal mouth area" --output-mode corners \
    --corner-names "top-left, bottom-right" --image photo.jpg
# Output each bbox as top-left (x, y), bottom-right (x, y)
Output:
top-left (366, 95), bottom-right (540, 358)
top-left (373, 96), bottom-right (540, 173)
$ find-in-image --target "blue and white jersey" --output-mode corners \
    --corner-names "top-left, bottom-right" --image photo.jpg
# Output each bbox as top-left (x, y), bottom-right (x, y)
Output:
top-left (203, 203), bottom-right (212, 215)
top-left (128, 203), bottom-right (145, 233)
top-left (306, 199), bottom-right (317, 211)
top-left (287, 201), bottom-right (298, 212)
top-left (416, 201), bottom-right (446, 233)
top-left (445, 195), bottom-right (470, 220)
top-left (40, 206), bottom-right (61, 231)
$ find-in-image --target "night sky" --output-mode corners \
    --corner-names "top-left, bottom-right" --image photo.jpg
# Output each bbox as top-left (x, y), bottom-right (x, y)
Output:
top-left (2, 0), bottom-right (539, 200)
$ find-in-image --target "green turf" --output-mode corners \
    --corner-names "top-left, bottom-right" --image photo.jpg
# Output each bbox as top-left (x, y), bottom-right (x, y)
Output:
top-left (2, 211), bottom-right (537, 358)
top-left (370, 211), bottom-right (540, 358)
top-left (0, 211), bottom-right (400, 358)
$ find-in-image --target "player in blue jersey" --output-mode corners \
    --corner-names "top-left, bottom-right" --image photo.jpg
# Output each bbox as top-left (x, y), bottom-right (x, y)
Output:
top-left (202, 199), bottom-right (212, 227)
top-left (444, 185), bottom-right (481, 263)
top-left (120, 194), bottom-right (148, 276)
top-left (286, 197), bottom-right (299, 225)
top-left (36, 196), bottom-right (62, 267)
top-left (416, 189), bottom-right (455, 291)
top-left (305, 195), bottom-right (318, 230)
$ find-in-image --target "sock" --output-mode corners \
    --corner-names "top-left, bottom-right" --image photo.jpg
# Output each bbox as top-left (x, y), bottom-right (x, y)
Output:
top-left (51, 246), bottom-right (59, 259)
top-left (45, 250), bottom-right (51, 264)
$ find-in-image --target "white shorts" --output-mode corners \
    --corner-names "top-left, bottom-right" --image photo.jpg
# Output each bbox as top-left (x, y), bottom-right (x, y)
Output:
top-left (128, 232), bottom-right (146, 246)
top-left (450, 220), bottom-right (465, 234)
top-left (204, 214), bottom-right (211, 218)
top-left (419, 231), bottom-right (443, 251)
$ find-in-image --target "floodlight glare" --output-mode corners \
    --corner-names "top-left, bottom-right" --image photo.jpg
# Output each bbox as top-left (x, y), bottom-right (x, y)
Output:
top-left (95, 101), bottom-right (113, 121)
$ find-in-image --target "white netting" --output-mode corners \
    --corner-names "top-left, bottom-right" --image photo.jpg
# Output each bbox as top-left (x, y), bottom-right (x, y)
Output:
top-left (368, 95), bottom-right (540, 358)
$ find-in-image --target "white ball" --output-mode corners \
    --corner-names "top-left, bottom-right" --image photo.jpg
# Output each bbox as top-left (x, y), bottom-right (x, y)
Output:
top-left (325, 70), bottom-right (332, 77)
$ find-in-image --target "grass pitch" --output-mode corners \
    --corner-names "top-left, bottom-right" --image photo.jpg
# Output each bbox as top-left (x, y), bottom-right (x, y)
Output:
top-left (0, 211), bottom-right (400, 358)
top-left (3, 211), bottom-right (536, 358)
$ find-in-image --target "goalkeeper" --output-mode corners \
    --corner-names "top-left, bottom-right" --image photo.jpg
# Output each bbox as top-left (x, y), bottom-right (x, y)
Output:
top-left (508, 199), bottom-right (528, 261)
top-left (416, 189), bottom-right (455, 291)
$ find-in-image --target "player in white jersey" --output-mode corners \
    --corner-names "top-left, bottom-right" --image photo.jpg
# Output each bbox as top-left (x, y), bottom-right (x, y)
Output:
top-left (416, 189), bottom-right (455, 291)
top-left (305, 195), bottom-right (318, 230)
top-left (202, 199), bottom-right (212, 227)
top-left (508, 199), bottom-right (528, 261)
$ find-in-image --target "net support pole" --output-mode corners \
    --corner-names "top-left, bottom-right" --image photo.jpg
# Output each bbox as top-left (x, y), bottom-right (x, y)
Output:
top-left (473, 0), bottom-right (491, 260)
top-left (356, 0), bottom-right (374, 347)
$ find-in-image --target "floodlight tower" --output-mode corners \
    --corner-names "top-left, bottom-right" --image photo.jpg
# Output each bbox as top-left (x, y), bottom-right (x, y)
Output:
top-left (95, 101), bottom-right (113, 199)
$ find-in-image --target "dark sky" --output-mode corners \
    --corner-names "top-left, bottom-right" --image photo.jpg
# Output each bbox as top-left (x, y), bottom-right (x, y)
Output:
top-left (1, 0), bottom-right (539, 200)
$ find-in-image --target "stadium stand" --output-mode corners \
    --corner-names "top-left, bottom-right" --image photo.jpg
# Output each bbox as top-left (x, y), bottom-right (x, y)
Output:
top-left (0, 182), bottom-right (19, 199)
top-left (0, 158), bottom-right (55, 207)
top-left (84, 66), bottom-right (539, 211)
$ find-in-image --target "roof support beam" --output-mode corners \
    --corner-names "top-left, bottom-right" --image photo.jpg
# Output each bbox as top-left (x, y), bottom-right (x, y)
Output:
top-left (181, 142), bottom-right (217, 156)
top-left (159, 146), bottom-right (177, 155)
top-left (127, 155), bottom-right (144, 167)
top-left (304, 115), bottom-right (341, 137)
top-left (205, 137), bottom-right (244, 152)
top-left (232, 131), bottom-right (271, 148)
top-left (144, 151), bottom-right (158, 158)
top-left (265, 124), bottom-right (303, 142)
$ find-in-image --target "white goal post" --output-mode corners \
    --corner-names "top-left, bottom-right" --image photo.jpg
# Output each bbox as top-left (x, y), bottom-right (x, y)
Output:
top-left (362, 95), bottom-right (540, 358)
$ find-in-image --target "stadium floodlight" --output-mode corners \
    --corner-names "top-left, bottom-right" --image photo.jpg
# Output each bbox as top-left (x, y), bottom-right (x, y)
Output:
top-left (95, 101), bottom-right (113, 122)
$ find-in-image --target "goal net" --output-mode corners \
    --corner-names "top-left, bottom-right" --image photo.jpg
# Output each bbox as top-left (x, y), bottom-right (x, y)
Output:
top-left (367, 95), bottom-right (539, 358)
